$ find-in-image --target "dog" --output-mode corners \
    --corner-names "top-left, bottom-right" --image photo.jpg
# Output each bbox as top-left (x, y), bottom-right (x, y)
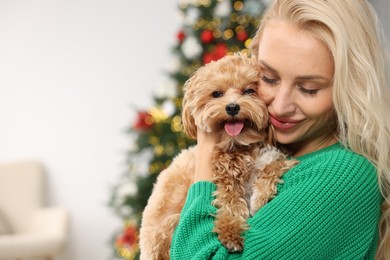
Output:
top-left (139, 53), bottom-right (298, 260)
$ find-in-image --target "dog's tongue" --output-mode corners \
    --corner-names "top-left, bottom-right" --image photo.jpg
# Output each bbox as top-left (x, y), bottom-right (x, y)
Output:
top-left (224, 121), bottom-right (244, 136)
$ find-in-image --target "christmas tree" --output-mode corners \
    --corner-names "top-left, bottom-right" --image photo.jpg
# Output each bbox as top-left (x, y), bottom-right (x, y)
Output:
top-left (108, 0), bottom-right (268, 259)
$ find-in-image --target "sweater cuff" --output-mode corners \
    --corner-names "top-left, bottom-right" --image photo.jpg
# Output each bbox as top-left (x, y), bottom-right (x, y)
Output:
top-left (187, 181), bottom-right (217, 203)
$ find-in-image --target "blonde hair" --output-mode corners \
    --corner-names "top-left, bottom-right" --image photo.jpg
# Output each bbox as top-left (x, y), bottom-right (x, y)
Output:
top-left (250, 0), bottom-right (390, 259)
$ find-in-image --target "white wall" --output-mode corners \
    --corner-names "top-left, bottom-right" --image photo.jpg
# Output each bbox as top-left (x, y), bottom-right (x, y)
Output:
top-left (0, 1), bottom-right (179, 259)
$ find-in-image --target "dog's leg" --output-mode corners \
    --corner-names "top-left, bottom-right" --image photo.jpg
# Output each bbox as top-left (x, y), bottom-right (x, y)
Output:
top-left (139, 147), bottom-right (196, 260)
top-left (250, 158), bottom-right (298, 216)
top-left (212, 150), bottom-right (251, 252)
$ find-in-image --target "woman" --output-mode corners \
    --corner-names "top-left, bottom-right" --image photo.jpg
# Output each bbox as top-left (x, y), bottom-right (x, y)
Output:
top-left (170, 0), bottom-right (390, 259)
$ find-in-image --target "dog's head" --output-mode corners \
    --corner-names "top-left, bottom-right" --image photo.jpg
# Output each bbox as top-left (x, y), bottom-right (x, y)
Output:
top-left (182, 52), bottom-right (269, 150)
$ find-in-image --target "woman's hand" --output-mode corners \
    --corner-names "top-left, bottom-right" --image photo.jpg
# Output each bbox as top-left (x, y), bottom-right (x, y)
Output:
top-left (194, 128), bottom-right (217, 182)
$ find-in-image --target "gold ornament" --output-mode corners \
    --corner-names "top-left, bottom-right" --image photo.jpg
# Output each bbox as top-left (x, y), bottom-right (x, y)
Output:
top-left (244, 38), bottom-right (252, 49)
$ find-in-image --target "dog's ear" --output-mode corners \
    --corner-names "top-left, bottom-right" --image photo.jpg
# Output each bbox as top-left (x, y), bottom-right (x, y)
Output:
top-left (249, 53), bottom-right (258, 64)
top-left (266, 124), bottom-right (276, 146)
top-left (181, 74), bottom-right (198, 140)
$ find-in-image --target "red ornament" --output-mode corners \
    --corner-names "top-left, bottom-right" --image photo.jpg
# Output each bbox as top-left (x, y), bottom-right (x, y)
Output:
top-left (202, 43), bottom-right (229, 64)
top-left (115, 221), bottom-right (139, 259)
top-left (202, 52), bottom-right (215, 64)
top-left (117, 225), bottom-right (138, 246)
top-left (133, 111), bottom-right (154, 131)
top-left (177, 30), bottom-right (186, 43)
top-left (214, 43), bottom-right (228, 58)
top-left (236, 30), bottom-right (248, 42)
top-left (200, 29), bottom-right (214, 43)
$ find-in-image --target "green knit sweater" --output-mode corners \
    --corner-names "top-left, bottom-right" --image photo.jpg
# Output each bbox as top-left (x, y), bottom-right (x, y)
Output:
top-left (170, 143), bottom-right (382, 259)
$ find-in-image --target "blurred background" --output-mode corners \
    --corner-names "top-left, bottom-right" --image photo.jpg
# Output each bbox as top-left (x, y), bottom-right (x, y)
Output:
top-left (0, 0), bottom-right (178, 259)
top-left (0, 0), bottom-right (388, 260)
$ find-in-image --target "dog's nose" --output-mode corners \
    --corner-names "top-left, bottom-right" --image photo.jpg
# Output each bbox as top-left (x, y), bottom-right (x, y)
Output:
top-left (225, 103), bottom-right (240, 116)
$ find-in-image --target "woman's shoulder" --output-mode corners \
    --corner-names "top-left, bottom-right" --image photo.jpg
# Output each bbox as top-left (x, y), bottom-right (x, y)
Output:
top-left (284, 142), bottom-right (377, 188)
top-left (296, 142), bottom-right (375, 171)
top-left (275, 143), bottom-right (382, 219)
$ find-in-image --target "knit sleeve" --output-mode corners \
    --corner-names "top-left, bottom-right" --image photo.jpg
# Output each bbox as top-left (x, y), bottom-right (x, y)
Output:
top-left (170, 181), bottom-right (230, 259)
top-left (170, 151), bottom-right (382, 260)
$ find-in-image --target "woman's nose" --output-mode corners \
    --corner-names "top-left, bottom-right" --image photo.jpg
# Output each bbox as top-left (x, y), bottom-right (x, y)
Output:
top-left (271, 85), bottom-right (296, 116)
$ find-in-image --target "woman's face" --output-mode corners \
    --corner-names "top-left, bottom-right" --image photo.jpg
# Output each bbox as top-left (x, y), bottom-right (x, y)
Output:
top-left (257, 21), bottom-right (336, 156)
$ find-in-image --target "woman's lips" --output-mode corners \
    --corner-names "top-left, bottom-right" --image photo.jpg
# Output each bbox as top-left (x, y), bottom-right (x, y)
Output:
top-left (269, 114), bottom-right (302, 130)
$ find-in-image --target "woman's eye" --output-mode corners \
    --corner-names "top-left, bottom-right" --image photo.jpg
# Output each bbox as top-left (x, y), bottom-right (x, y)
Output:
top-left (212, 91), bottom-right (223, 98)
top-left (298, 86), bottom-right (319, 96)
top-left (243, 88), bottom-right (255, 95)
top-left (261, 76), bottom-right (278, 85)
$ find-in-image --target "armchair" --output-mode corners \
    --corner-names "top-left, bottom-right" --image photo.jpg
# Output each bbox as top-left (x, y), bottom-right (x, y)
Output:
top-left (0, 160), bottom-right (68, 260)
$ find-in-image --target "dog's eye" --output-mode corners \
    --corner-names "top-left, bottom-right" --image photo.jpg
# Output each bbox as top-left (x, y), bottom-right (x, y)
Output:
top-left (243, 88), bottom-right (255, 95)
top-left (212, 91), bottom-right (223, 98)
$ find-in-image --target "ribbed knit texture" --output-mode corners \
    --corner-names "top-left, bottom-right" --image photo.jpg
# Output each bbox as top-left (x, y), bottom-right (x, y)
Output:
top-left (170, 143), bottom-right (382, 259)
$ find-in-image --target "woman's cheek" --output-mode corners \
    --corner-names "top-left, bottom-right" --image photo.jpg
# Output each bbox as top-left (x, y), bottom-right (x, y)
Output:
top-left (258, 87), bottom-right (273, 105)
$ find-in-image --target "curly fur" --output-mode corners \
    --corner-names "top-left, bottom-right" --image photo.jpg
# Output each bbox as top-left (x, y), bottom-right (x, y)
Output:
top-left (139, 53), bottom-right (298, 259)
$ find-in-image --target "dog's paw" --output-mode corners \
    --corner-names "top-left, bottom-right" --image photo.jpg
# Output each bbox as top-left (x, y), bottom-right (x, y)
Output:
top-left (219, 233), bottom-right (244, 252)
top-left (213, 214), bottom-right (247, 252)
top-left (214, 224), bottom-right (244, 252)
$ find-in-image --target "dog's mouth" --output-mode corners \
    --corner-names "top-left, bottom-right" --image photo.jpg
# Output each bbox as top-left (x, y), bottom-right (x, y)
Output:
top-left (224, 120), bottom-right (244, 137)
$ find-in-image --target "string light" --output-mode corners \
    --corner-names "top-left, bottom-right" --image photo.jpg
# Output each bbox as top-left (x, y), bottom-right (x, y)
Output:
top-left (235, 25), bottom-right (244, 33)
top-left (195, 18), bottom-right (207, 29)
top-left (230, 13), bottom-right (238, 23)
top-left (154, 145), bottom-right (164, 156)
top-left (171, 115), bottom-right (183, 132)
top-left (222, 29), bottom-right (234, 40)
top-left (237, 14), bottom-right (249, 26)
top-left (149, 161), bottom-right (165, 174)
top-left (230, 45), bottom-right (241, 52)
top-left (165, 142), bottom-right (176, 156)
top-left (233, 1), bottom-right (244, 11)
top-left (149, 136), bottom-right (160, 145)
top-left (241, 48), bottom-right (251, 56)
top-left (213, 28), bottom-right (222, 39)
top-left (178, 138), bottom-right (189, 149)
top-left (199, 0), bottom-right (211, 7)
top-left (174, 98), bottom-right (183, 108)
top-left (165, 159), bottom-right (173, 168)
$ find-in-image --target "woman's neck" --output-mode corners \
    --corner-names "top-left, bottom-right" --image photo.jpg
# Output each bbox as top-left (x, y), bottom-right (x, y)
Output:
top-left (283, 134), bottom-right (338, 157)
